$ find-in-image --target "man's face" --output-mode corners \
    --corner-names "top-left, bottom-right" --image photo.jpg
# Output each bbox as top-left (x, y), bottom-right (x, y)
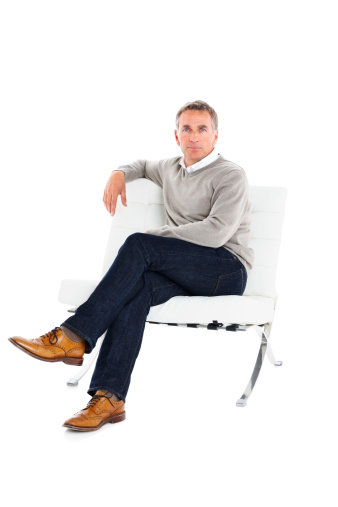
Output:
top-left (175, 110), bottom-right (218, 167)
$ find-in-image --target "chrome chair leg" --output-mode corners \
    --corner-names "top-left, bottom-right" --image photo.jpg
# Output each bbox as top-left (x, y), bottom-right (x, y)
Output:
top-left (266, 341), bottom-right (283, 366)
top-left (66, 333), bottom-right (105, 386)
top-left (236, 326), bottom-right (267, 407)
top-left (263, 321), bottom-right (283, 366)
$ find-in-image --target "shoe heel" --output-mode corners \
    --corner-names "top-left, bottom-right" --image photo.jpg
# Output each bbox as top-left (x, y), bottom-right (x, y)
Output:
top-left (63, 357), bottom-right (84, 366)
top-left (111, 412), bottom-right (126, 424)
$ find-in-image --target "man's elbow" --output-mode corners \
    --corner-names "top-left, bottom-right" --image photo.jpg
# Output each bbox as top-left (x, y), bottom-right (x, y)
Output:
top-left (205, 233), bottom-right (227, 249)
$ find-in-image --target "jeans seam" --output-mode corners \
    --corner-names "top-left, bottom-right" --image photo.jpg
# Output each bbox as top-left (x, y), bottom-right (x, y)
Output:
top-left (120, 333), bottom-right (144, 393)
top-left (212, 269), bottom-right (243, 296)
top-left (134, 233), bottom-right (151, 264)
top-left (150, 283), bottom-right (177, 294)
top-left (212, 276), bottom-right (221, 297)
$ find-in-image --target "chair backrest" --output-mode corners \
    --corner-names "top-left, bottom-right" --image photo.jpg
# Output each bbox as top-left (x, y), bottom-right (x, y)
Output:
top-left (102, 179), bottom-right (287, 299)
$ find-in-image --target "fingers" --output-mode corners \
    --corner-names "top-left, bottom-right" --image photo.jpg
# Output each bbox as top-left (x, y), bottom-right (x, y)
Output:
top-left (103, 183), bottom-right (116, 215)
top-left (103, 187), bottom-right (109, 213)
top-left (121, 187), bottom-right (127, 207)
top-left (103, 185), bottom-right (115, 215)
top-left (103, 176), bottom-right (127, 216)
top-left (111, 191), bottom-right (117, 216)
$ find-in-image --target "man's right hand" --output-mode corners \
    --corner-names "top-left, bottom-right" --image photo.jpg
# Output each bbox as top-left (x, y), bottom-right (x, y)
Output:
top-left (103, 171), bottom-right (127, 216)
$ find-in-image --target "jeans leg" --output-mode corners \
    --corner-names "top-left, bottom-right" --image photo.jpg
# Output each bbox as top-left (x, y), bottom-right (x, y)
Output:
top-left (88, 271), bottom-right (191, 402)
top-left (61, 232), bottom-right (154, 352)
top-left (61, 232), bottom-right (246, 353)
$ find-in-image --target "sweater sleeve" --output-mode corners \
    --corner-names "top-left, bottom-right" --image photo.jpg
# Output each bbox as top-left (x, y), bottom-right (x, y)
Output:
top-left (113, 159), bottom-right (163, 187)
top-left (146, 170), bottom-right (250, 249)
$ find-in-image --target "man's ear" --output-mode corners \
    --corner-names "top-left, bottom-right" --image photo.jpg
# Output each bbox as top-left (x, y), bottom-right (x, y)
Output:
top-left (213, 130), bottom-right (219, 147)
top-left (174, 130), bottom-right (180, 146)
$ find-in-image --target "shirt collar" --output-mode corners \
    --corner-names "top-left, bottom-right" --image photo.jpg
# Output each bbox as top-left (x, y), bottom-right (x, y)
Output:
top-left (179, 148), bottom-right (219, 173)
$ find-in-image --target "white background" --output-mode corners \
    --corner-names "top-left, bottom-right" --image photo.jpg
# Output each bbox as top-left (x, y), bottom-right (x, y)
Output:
top-left (1, 1), bottom-right (337, 505)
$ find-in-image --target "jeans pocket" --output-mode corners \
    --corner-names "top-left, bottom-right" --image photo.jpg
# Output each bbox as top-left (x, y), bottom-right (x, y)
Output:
top-left (212, 269), bottom-right (245, 296)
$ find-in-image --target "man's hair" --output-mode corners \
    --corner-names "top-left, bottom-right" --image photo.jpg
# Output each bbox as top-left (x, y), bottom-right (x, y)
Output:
top-left (175, 100), bottom-right (218, 132)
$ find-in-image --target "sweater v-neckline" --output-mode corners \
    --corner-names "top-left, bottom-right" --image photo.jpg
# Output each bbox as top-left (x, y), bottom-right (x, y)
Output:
top-left (182, 155), bottom-right (226, 178)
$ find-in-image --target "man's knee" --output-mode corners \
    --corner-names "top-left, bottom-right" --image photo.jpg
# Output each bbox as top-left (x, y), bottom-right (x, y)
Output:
top-left (123, 232), bottom-right (150, 255)
top-left (124, 232), bottom-right (144, 245)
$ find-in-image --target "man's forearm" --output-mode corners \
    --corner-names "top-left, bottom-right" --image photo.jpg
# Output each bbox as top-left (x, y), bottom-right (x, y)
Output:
top-left (113, 160), bottom-right (147, 183)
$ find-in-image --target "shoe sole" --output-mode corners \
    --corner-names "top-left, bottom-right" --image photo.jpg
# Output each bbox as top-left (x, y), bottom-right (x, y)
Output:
top-left (8, 338), bottom-right (84, 366)
top-left (62, 411), bottom-right (126, 431)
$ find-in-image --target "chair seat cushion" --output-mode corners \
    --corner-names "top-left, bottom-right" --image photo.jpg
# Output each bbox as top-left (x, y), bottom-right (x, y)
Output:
top-left (58, 279), bottom-right (100, 307)
top-left (59, 280), bottom-right (275, 326)
top-left (147, 295), bottom-right (275, 326)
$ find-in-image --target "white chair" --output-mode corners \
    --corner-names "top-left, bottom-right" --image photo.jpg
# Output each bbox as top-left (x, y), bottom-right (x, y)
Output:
top-left (59, 178), bottom-right (287, 407)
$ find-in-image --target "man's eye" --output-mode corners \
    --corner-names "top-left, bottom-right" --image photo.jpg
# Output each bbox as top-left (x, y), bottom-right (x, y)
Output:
top-left (200, 128), bottom-right (207, 132)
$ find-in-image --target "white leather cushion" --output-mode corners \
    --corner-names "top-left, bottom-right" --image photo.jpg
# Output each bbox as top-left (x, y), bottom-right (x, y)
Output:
top-left (146, 294), bottom-right (275, 326)
top-left (58, 279), bottom-right (99, 307)
top-left (58, 280), bottom-right (274, 326)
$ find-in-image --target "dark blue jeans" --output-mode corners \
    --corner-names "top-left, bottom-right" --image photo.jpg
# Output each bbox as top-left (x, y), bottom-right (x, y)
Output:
top-left (61, 233), bottom-right (247, 402)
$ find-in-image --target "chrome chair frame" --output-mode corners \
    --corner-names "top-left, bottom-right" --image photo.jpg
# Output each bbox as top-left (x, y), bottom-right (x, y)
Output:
top-left (66, 315), bottom-right (282, 407)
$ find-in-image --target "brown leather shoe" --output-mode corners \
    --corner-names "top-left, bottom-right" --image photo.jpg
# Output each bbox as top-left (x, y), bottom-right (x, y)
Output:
top-left (63, 391), bottom-right (126, 431)
top-left (8, 326), bottom-right (85, 366)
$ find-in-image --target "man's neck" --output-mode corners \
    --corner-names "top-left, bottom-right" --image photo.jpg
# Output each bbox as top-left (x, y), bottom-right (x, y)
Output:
top-left (184, 148), bottom-right (214, 168)
top-left (182, 148), bottom-right (219, 172)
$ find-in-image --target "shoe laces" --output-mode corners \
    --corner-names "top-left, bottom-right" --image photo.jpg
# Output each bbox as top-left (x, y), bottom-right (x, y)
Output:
top-left (86, 393), bottom-right (114, 410)
top-left (41, 327), bottom-right (62, 345)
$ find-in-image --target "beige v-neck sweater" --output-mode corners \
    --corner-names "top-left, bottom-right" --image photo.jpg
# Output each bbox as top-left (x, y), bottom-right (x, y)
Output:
top-left (114, 155), bottom-right (254, 271)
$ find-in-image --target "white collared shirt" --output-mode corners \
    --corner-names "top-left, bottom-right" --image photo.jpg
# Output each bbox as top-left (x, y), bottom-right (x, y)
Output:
top-left (179, 148), bottom-right (219, 173)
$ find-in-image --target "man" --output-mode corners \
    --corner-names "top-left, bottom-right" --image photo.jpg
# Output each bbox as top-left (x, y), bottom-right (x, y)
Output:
top-left (9, 100), bottom-right (254, 431)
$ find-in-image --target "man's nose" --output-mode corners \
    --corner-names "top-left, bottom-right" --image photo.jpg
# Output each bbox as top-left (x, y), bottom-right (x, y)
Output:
top-left (189, 132), bottom-right (199, 142)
